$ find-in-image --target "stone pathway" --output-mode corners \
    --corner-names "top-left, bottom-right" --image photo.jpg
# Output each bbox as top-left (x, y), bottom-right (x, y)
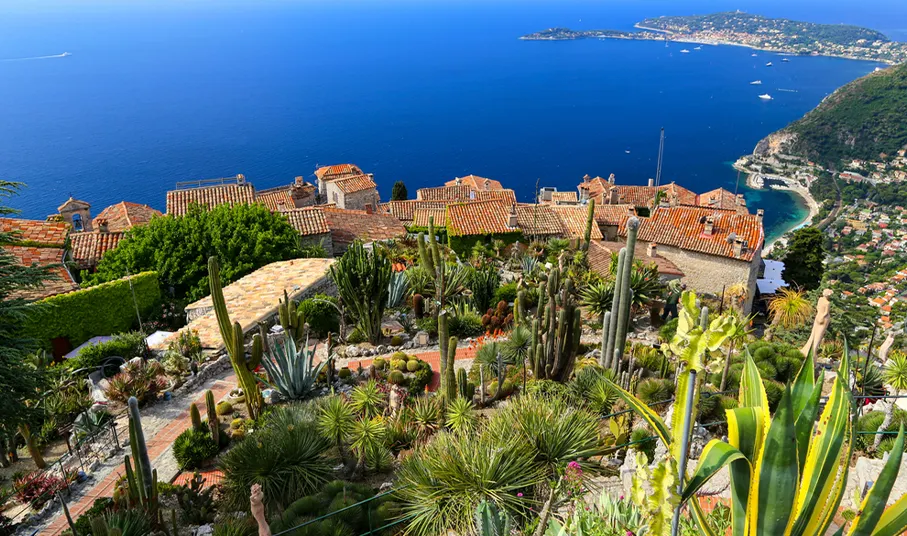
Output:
top-left (38, 372), bottom-right (236, 536)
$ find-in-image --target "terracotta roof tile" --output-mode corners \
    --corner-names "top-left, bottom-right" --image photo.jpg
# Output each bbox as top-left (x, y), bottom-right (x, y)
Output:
top-left (474, 189), bottom-right (517, 203)
top-left (283, 207), bottom-right (330, 236)
top-left (444, 175), bottom-right (504, 191)
top-left (0, 218), bottom-right (68, 247)
top-left (166, 183), bottom-right (256, 216)
top-left (70, 232), bottom-right (125, 270)
top-left (256, 189), bottom-right (295, 211)
top-left (593, 204), bottom-right (636, 226)
top-left (413, 208), bottom-right (447, 228)
top-left (549, 191), bottom-right (578, 204)
top-left (381, 200), bottom-right (448, 222)
top-left (634, 206), bottom-right (763, 261)
top-left (333, 175), bottom-right (377, 194)
top-left (315, 164), bottom-right (363, 181)
top-left (515, 204), bottom-right (564, 236)
top-left (588, 240), bottom-right (684, 277)
top-left (697, 188), bottom-right (744, 211)
top-left (93, 201), bottom-right (161, 232)
top-left (417, 185), bottom-right (472, 201)
top-left (550, 206), bottom-right (603, 240)
top-left (323, 207), bottom-right (407, 247)
top-left (4, 245), bottom-right (78, 300)
top-left (446, 200), bottom-right (516, 236)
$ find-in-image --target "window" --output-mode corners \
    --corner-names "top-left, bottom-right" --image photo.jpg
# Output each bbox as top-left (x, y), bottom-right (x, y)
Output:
top-left (72, 213), bottom-right (83, 231)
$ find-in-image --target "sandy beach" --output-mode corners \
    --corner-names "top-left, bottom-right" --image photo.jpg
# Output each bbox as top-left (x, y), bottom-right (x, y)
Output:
top-left (745, 172), bottom-right (820, 256)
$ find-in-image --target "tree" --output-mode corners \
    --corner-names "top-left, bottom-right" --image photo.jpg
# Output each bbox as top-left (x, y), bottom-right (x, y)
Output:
top-left (781, 227), bottom-right (826, 290)
top-left (391, 181), bottom-right (408, 201)
top-left (86, 203), bottom-right (302, 301)
top-left (0, 181), bottom-right (52, 467)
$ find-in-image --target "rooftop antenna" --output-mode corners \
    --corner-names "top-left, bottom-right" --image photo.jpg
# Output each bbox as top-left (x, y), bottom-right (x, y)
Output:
top-left (733, 169), bottom-right (742, 196)
top-left (655, 127), bottom-right (665, 189)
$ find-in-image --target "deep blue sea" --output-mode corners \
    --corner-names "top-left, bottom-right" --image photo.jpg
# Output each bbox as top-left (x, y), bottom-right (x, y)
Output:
top-left (2, 0), bottom-right (905, 240)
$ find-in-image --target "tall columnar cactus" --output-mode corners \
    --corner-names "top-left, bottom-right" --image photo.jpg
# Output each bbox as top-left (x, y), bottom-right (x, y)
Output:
top-left (412, 293), bottom-right (425, 319)
top-left (457, 368), bottom-right (470, 399)
top-left (445, 336), bottom-right (458, 400)
top-left (190, 402), bottom-right (202, 432)
top-left (278, 290), bottom-right (305, 343)
top-left (602, 217), bottom-right (640, 371)
top-left (208, 256), bottom-right (264, 421)
top-left (205, 390), bottom-right (219, 446)
top-left (124, 397), bottom-right (160, 524)
top-left (582, 198), bottom-right (596, 251)
top-left (438, 309), bottom-right (450, 395)
top-left (417, 216), bottom-right (449, 318)
top-left (514, 289), bottom-right (526, 325)
top-left (529, 266), bottom-right (581, 382)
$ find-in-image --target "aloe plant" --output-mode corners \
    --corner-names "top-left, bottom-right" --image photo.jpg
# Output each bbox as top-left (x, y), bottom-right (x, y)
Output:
top-left (259, 334), bottom-right (328, 400)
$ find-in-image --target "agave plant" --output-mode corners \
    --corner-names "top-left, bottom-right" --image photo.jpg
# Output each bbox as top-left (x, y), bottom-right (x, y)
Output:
top-left (258, 334), bottom-right (327, 401)
top-left (445, 396), bottom-right (477, 435)
top-left (475, 500), bottom-right (512, 536)
top-left (386, 271), bottom-right (410, 308)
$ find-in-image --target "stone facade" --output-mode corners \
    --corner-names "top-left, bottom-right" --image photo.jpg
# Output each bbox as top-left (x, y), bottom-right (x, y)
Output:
top-left (301, 232), bottom-right (333, 255)
top-left (641, 240), bottom-right (762, 313)
top-left (325, 182), bottom-right (379, 211)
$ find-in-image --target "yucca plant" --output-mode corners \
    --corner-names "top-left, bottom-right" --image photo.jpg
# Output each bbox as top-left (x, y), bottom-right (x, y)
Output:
top-left (411, 396), bottom-right (442, 440)
top-left (387, 270), bottom-right (410, 308)
top-left (874, 351), bottom-right (907, 450)
top-left (445, 396), bottom-right (477, 435)
top-left (350, 417), bottom-right (386, 476)
top-left (317, 396), bottom-right (355, 466)
top-left (768, 287), bottom-right (813, 329)
top-left (349, 380), bottom-right (386, 419)
top-left (258, 334), bottom-right (327, 401)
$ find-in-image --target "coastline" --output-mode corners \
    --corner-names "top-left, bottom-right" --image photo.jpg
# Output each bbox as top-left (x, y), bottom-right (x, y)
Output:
top-left (740, 169), bottom-right (819, 256)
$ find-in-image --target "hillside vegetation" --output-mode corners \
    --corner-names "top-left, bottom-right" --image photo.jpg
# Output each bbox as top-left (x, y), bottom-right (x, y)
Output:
top-left (781, 63), bottom-right (907, 166)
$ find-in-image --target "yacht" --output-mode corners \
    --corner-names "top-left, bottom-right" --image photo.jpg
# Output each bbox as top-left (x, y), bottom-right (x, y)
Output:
top-left (751, 53), bottom-right (758, 57)
top-left (750, 80), bottom-right (762, 85)
top-left (781, 58), bottom-right (790, 62)
top-left (694, 46), bottom-right (702, 50)
top-left (680, 49), bottom-right (690, 53)
top-left (759, 94), bottom-right (772, 100)
top-left (766, 62), bottom-right (773, 66)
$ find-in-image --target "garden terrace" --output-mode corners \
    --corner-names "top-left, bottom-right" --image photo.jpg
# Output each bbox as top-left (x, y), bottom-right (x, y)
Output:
top-left (157, 258), bottom-right (335, 350)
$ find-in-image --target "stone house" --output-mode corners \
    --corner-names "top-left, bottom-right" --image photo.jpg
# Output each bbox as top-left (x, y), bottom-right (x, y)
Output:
top-left (57, 197), bottom-right (93, 232)
top-left (324, 174), bottom-right (380, 211)
top-left (0, 217), bottom-right (78, 299)
top-left (282, 206), bottom-right (406, 256)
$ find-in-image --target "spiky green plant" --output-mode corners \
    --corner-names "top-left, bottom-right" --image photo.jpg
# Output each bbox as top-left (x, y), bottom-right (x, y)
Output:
top-left (875, 351), bottom-right (907, 450)
top-left (189, 403), bottom-right (202, 432)
top-left (349, 380), bottom-right (385, 419)
top-left (387, 271), bottom-right (409, 308)
top-left (205, 389), bottom-right (219, 447)
top-left (529, 265), bottom-right (582, 381)
top-left (601, 217), bottom-right (640, 370)
top-left (475, 500), bottom-right (512, 536)
top-left (259, 334), bottom-right (327, 401)
top-left (411, 396), bottom-right (442, 439)
top-left (317, 396), bottom-right (354, 466)
top-left (350, 417), bottom-right (386, 475)
top-left (445, 396), bottom-right (477, 435)
top-left (330, 241), bottom-right (392, 344)
top-left (208, 256), bottom-right (264, 420)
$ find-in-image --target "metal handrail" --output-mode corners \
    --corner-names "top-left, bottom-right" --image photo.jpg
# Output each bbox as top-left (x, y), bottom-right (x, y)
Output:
top-left (271, 488), bottom-right (401, 536)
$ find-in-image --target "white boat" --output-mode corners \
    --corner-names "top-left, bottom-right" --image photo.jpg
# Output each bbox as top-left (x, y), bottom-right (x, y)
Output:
top-left (61, 52), bottom-right (72, 57)
top-left (694, 46), bottom-right (702, 50)
top-left (781, 58), bottom-right (790, 62)
top-left (750, 80), bottom-right (762, 85)
top-left (766, 62), bottom-right (773, 66)
top-left (751, 53), bottom-right (758, 57)
top-left (759, 94), bottom-right (772, 100)
top-left (680, 49), bottom-right (690, 53)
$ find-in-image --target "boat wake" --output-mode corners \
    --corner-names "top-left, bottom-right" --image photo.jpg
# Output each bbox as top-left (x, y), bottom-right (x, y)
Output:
top-left (1, 52), bottom-right (71, 62)
top-left (777, 88), bottom-right (798, 93)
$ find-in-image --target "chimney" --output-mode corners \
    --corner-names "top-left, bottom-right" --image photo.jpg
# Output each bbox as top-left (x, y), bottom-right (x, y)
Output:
top-left (97, 218), bottom-right (108, 233)
top-left (733, 238), bottom-right (747, 258)
top-left (508, 203), bottom-right (518, 228)
top-left (582, 174), bottom-right (590, 183)
top-left (236, 173), bottom-right (246, 185)
top-left (704, 216), bottom-right (715, 236)
top-left (736, 194), bottom-right (746, 206)
top-left (647, 242), bottom-right (658, 258)
top-left (628, 206), bottom-right (636, 216)
top-left (365, 204), bottom-right (374, 214)
top-left (608, 186), bottom-right (619, 205)
top-left (648, 178), bottom-right (654, 187)
top-left (608, 173), bottom-right (616, 185)
top-left (484, 178), bottom-right (491, 190)
top-left (455, 177), bottom-right (462, 185)
top-left (294, 176), bottom-right (304, 186)
top-left (756, 208), bottom-right (764, 222)
top-left (276, 200), bottom-right (287, 212)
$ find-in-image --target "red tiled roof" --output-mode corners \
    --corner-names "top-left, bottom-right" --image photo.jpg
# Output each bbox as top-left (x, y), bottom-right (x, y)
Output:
top-left (697, 188), bottom-right (743, 211)
top-left (381, 200), bottom-right (448, 222)
top-left (93, 202), bottom-right (161, 232)
top-left (166, 183), bottom-right (256, 216)
top-left (333, 175), bottom-right (377, 194)
top-left (593, 204), bottom-right (636, 227)
top-left (550, 191), bottom-right (578, 204)
top-left (323, 207), bottom-right (407, 247)
top-left (579, 177), bottom-right (611, 198)
top-left (444, 175), bottom-right (504, 191)
top-left (4, 245), bottom-right (78, 300)
top-left (413, 208), bottom-right (447, 228)
top-left (550, 206), bottom-right (603, 240)
top-left (474, 189), bottom-right (517, 203)
top-left (283, 207), bottom-right (330, 237)
top-left (256, 189), bottom-right (295, 211)
top-left (446, 200), bottom-right (516, 236)
top-left (315, 164), bottom-right (363, 181)
top-left (592, 182), bottom-right (697, 208)
top-left (0, 218), bottom-right (68, 247)
top-left (588, 240), bottom-right (684, 277)
top-left (70, 232), bottom-right (125, 270)
top-left (634, 206), bottom-right (764, 262)
top-left (417, 185), bottom-right (472, 201)
top-left (516, 204), bottom-right (564, 236)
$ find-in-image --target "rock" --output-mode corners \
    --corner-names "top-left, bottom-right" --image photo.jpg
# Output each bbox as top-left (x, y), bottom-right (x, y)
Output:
top-left (403, 341), bottom-right (414, 350)
top-left (375, 345), bottom-right (387, 355)
top-left (414, 331), bottom-right (431, 346)
top-left (346, 345), bottom-right (361, 358)
top-left (379, 481), bottom-right (394, 492)
top-left (194, 525), bottom-right (214, 536)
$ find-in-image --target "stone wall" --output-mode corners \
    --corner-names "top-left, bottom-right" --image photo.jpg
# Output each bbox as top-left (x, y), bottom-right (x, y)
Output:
top-left (645, 241), bottom-right (760, 313)
top-left (301, 232), bottom-right (333, 256)
top-left (325, 182), bottom-right (379, 211)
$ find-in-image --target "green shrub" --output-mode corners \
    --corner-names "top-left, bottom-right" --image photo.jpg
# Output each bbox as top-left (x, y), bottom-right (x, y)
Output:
top-left (636, 378), bottom-right (674, 407)
top-left (66, 331), bottom-right (147, 376)
top-left (659, 318), bottom-right (679, 342)
top-left (526, 379), bottom-right (569, 399)
top-left (408, 360), bottom-right (433, 393)
top-left (493, 282), bottom-right (518, 305)
top-left (630, 427), bottom-right (656, 460)
top-left (414, 316), bottom-right (438, 336)
top-left (24, 272), bottom-right (161, 349)
top-left (346, 329), bottom-right (367, 344)
top-left (173, 429), bottom-right (219, 470)
top-left (449, 311), bottom-right (484, 338)
top-left (216, 401), bottom-right (233, 416)
top-left (212, 515), bottom-right (256, 536)
top-left (66, 497), bottom-right (113, 535)
top-left (297, 294), bottom-right (340, 338)
top-left (406, 360), bottom-right (420, 372)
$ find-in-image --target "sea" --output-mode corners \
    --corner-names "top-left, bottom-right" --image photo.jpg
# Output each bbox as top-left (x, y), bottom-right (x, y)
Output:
top-left (2, 0), bottom-right (905, 241)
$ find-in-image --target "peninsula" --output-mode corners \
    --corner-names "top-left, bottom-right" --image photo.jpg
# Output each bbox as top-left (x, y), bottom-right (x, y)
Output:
top-left (521, 11), bottom-right (907, 64)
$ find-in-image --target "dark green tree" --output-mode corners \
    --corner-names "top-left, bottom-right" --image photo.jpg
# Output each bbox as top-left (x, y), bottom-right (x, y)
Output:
top-left (86, 203), bottom-right (301, 301)
top-left (0, 182), bottom-right (51, 466)
top-left (391, 181), bottom-right (408, 201)
top-left (781, 227), bottom-right (826, 291)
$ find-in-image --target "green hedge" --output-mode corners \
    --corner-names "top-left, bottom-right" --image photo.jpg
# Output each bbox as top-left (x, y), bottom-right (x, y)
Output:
top-left (24, 272), bottom-right (161, 348)
top-left (65, 331), bottom-right (147, 375)
top-left (447, 232), bottom-right (522, 258)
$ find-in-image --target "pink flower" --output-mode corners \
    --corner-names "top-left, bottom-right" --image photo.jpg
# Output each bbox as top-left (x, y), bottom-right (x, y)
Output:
top-left (517, 493), bottom-right (523, 497)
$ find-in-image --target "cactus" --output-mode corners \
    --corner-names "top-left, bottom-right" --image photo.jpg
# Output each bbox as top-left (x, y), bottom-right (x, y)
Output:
top-left (582, 198), bottom-right (596, 251)
top-left (205, 390), bottom-right (220, 446)
top-left (190, 403), bottom-right (202, 432)
top-left (600, 217), bottom-right (640, 371)
top-left (208, 256), bottom-right (264, 420)
top-left (438, 310), bottom-right (452, 399)
top-left (529, 266), bottom-right (582, 382)
top-left (475, 500), bottom-right (511, 536)
top-left (445, 336), bottom-right (458, 400)
top-left (412, 293), bottom-right (425, 319)
top-left (59, 492), bottom-right (78, 536)
top-left (514, 289), bottom-right (526, 325)
top-left (123, 397), bottom-right (160, 524)
top-left (457, 368), bottom-right (470, 399)
top-left (278, 290), bottom-right (305, 343)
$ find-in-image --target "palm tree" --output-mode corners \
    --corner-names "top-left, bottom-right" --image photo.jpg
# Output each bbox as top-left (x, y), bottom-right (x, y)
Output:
top-left (875, 351), bottom-right (907, 450)
top-left (768, 288), bottom-right (813, 329)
